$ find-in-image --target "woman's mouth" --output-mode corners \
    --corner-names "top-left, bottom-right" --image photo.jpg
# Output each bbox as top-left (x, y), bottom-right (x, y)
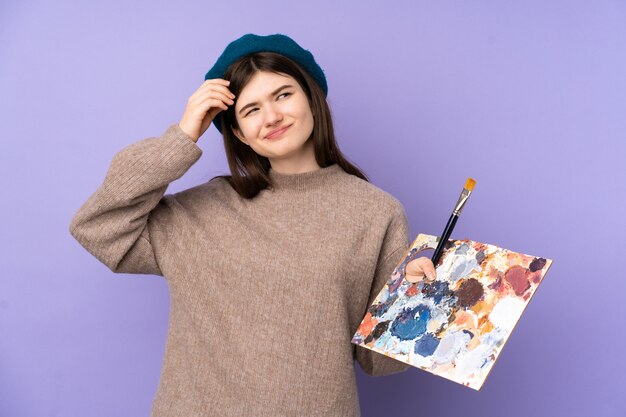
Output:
top-left (265, 124), bottom-right (291, 140)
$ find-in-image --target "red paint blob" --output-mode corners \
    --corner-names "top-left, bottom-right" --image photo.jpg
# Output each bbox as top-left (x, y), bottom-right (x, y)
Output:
top-left (504, 265), bottom-right (530, 296)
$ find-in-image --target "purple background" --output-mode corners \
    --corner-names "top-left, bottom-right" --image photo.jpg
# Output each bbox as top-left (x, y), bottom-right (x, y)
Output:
top-left (1, 1), bottom-right (624, 416)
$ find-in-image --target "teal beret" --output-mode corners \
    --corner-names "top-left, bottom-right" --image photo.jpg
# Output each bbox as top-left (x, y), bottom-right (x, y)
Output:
top-left (204, 33), bottom-right (327, 134)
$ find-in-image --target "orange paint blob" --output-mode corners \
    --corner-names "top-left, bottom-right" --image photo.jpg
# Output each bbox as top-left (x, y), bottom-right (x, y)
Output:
top-left (406, 283), bottom-right (419, 297)
top-left (478, 316), bottom-right (494, 334)
top-left (471, 300), bottom-right (488, 315)
top-left (358, 312), bottom-right (378, 338)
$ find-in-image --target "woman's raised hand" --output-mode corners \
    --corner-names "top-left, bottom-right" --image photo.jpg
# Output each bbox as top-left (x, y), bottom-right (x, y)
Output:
top-left (178, 78), bottom-right (236, 143)
top-left (405, 256), bottom-right (437, 284)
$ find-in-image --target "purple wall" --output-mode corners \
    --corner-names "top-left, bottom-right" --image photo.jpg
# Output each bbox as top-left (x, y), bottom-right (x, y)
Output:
top-left (1, 1), bottom-right (624, 416)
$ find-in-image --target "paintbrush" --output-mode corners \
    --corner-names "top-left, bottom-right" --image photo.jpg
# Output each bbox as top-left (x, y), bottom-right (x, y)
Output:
top-left (431, 177), bottom-right (476, 267)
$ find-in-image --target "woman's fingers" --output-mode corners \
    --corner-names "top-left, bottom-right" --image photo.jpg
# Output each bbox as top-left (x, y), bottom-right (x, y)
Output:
top-left (194, 90), bottom-right (234, 111)
top-left (192, 79), bottom-right (234, 101)
top-left (194, 84), bottom-right (235, 106)
top-left (205, 79), bottom-right (235, 99)
top-left (404, 257), bottom-right (437, 283)
top-left (179, 78), bottom-right (235, 142)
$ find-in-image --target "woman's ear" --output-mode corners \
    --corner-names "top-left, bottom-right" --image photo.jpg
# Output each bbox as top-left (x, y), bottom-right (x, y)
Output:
top-left (230, 125), bottom-right (249, 146)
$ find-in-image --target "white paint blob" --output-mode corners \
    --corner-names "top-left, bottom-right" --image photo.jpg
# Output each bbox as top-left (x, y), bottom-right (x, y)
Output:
top-left (489, 296), bottom-right (526, 329)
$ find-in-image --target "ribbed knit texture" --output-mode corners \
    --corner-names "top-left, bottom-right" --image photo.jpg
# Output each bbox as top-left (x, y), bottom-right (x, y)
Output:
top-left (69, 123), bottom-right (411, 417)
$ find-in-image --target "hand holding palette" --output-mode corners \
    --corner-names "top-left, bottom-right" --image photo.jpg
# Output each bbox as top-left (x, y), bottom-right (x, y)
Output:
top-left (351, 233), bottom-right (553, 390)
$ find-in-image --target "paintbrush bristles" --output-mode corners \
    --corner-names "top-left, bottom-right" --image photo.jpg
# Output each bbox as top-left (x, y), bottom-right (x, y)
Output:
top-left (464, 177), bottom-right (476, 191)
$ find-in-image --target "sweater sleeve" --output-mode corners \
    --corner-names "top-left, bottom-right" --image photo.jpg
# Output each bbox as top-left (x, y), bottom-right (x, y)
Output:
top-left (68, 123), bottom-right (203, 276)
top-left (355, 200), bottom-right (412, 377)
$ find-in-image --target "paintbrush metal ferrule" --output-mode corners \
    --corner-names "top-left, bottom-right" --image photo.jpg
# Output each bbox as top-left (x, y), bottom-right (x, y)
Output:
top-left (452, 188), bottom-right (472, 216)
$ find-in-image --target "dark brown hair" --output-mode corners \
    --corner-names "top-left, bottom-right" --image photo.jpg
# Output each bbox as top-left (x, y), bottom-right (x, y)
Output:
top-left (209, 51), bottom-right (369, 199)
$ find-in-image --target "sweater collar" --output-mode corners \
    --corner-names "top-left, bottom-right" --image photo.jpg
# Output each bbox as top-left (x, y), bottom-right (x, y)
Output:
top-left (268, 163), bottom-right (344, 192)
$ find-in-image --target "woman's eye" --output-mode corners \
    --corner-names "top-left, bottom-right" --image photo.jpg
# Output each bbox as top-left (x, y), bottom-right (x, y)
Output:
top-left (245, 93), bottom-right (291, 116)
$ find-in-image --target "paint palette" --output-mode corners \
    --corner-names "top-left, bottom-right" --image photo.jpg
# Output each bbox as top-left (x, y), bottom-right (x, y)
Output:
top-left (351, 233), bottom-right (553, 390)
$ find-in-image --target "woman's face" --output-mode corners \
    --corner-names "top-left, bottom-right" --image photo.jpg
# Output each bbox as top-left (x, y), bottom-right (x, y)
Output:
top-left (231, 71), bottom-right (316, 171)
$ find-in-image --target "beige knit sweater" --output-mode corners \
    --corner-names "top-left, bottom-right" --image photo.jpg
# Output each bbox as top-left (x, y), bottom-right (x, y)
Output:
top-left (69, 123), bottom-right (411, 417)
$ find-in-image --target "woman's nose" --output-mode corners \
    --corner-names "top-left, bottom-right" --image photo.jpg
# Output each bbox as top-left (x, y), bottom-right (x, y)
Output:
top-left (264, 105), bottom-right (283, 125)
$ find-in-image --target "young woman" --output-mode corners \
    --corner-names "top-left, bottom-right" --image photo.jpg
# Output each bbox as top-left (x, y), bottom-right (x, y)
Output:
top-left (70, 33), bottom-right (436, 417)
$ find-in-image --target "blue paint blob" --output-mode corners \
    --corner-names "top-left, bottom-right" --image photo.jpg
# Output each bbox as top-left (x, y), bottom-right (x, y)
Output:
top-left (369, 295), bottom-right (397, 317)
top-left (455, 243), bottom-right (470, 255)
top-left (421, 280), bottom-right (452, 304)
top-left (388, 275), bottom-right (404, 295)
top-left (414, 333), bottom-right (440, 357)
top-left (476, 250), bottom-right (486, 266)
top-left (390, 305), bottom-right (430, 341)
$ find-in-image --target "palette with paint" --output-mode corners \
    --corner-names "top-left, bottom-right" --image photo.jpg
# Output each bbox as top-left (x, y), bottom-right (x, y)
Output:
top-left (351, 233), bottom-right (553, 390)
